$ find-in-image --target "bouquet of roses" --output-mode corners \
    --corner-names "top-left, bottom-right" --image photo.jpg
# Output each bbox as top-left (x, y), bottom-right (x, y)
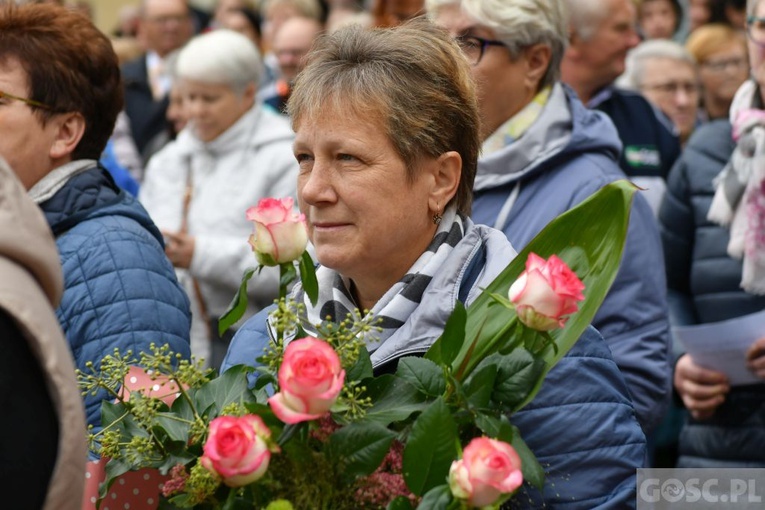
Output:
top-left (78, 181), bottom-right (637, 510)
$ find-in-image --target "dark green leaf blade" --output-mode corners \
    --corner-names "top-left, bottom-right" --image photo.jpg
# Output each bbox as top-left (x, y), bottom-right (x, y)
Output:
top-left (395, 357), bottom-right (446, 398)
top-left (218, 267), bottom-right (257, 334)
top-left (402, 398), bottom-right (458, 496)
top-left (299, 250), bottom-right (319, 306)
top-left (328, 421), bottom-right (396, 480)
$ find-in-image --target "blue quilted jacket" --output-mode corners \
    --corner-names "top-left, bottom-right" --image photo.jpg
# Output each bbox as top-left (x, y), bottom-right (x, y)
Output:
top-left (39, 165), bottom-right (191, 429)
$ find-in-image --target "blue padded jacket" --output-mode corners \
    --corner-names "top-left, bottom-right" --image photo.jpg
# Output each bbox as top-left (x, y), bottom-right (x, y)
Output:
top-left (39, 165), bottom-right (191, 429)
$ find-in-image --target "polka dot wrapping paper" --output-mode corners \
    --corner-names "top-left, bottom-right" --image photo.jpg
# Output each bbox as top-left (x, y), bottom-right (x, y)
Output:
top-left (81, 459), bottom-right (166, 510)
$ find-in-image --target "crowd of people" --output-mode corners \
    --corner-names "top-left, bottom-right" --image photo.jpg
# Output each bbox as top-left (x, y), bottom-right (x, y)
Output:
top-left (2, 0), bottom-right (765, 508)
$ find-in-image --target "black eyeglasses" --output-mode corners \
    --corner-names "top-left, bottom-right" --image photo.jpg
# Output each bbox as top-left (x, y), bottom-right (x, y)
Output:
top-left (455, 35), bottom-right (508, 66)
top-left (747, 16), bottom-right (765, 47)
top-left (0, 89), bottom-right (53, 110)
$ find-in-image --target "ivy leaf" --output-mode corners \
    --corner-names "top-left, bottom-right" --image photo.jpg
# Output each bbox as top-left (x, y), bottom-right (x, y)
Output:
top-left (218, 267), bottom-right (258, 334)
top-left (395, 357), bottom-right (446, 398)
top-left (328, 421), bottom-right (396, 481)
top-left (299, 250), bottom-right (319, 306)
top-left (402, 398), bottom-right (458, 496)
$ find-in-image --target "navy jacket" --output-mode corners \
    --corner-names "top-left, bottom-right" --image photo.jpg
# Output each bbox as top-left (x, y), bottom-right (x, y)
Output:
top-left (659, 120), bottom-right (765, 467)
top-left (40, 165), bottom-right (191, 429)
top-left (122, 55), bottom-right (170, 156)
top-left (594, 88), bottom-right (681, 181)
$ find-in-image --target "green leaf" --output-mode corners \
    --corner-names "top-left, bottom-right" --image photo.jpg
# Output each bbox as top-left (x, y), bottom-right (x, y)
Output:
top-left (362, 375), bottom-right (430, 425)
top-left (417, 485), bottom-right (453, 510)
top-left (509, 424), bottom-right (545, 491)
top-left (299, 250), bottom-right (319, 306)
top-left (474, 412), bottom-right (502, 437)
top-left (346, 347), bottom-right (373, 382)
top-left (426, 301), bottom-right (467, 366)
top-left (395, 357), bottom-right (446, 398)
top-left (386, 496), bottom-right (415, 510)
top-left (218, 267), bottom-right (258, 334)
top-left (463, 363), bottom-right (497, 410)
top-left (153, 412), bottom-right (191, 444)
top-left (438, 180), bottom-right (638, 408)
top-left (476, 350), bottom-right (546, 413)
top-left (192, 365), bottom-right (257, 417)
top-left (328, 421), bottom-right (396, 481)
top-left (279, 262), bottom-right (297, 288)
top-left (402, 398), bottom-right (458, 496)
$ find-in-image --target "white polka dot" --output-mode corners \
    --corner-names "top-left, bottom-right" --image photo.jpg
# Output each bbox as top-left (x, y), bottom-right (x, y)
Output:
top-left (129, 376), bottom-right (137, 384)
top-left (90, 496), bottom-right (97, 503)
top-left (104, 507), bottom-right (110, 510)
top-left (118, 478), bottom-right (126, 485)
top-left (147, 498), bottom-right (154, 505)
top-left (85, 471), bottom-right (91, 479)
top-left (152, 384), bottom-right (161, 391)
top-left (93, 459), bottom-right (100, 465)
top-left (111, 492), bottom-right (117, 499)
top-left (147, 369), bottom-right (154, 375)
top-left (124, 504), bottom-right (130, 509)
top-left (143, 473), bottom-right (150, 480)
top-left (133, 488), bottom-right (139, 495)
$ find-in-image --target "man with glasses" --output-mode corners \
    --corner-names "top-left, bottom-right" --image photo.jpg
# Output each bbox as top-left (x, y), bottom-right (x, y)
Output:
top-left (0, 2), bottom-right (191, 432)
top-left (428, 0), bottom-right (669, 507)
top-left (619, 39), bottom-right (701, 149)
top-left (561, 0), bottom-right (681, 211)
top-left (123, 0), bottom-right (195, 163)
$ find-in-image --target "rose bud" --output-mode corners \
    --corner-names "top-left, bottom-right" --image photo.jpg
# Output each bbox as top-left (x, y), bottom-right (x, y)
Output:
top-left (449, 437), bottom-right (523, 507)
top-left (246, 197), bottom-right (308, 266)
top-left (201, 415), bottom-right (277, 487)
top-left (508, 253), bottom-right (585, 331)
top-left (268, 337), bottom-right (345, 424)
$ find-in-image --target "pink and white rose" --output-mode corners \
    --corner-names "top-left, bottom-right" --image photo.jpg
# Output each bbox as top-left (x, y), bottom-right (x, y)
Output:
top-left (246, 197), bottom-right (308, 266)
top-left (268, 337), bottom-right (345, 424)
top-left (448, 437), bottom-right (523, 507)
top-left (200, 415), bottom-right (277, 487)
top-left (508, 253), bottom-right (585, 331)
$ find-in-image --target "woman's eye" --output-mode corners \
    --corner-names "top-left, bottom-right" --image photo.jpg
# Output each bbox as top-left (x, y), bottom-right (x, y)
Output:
top-left (295, 153), bottom-right (313, 164)
top-left (338, 153), bottom-right (356, 162)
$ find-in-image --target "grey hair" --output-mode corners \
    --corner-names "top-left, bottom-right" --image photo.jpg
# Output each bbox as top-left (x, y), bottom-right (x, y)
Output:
top-left (618, 39), bottom-right (697, 90)
top-left (426, 0), bottom-right (568, 87)
top-left (564, 0), bottom-right (606, 41)
top-left (175, 29), bottom-right (262, 92)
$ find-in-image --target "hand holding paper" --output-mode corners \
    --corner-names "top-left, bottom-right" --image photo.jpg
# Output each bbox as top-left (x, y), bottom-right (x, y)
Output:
top-left (746, 337), bottom-right (765, 379)
top-left (674, 354), bottom-right (730, 420)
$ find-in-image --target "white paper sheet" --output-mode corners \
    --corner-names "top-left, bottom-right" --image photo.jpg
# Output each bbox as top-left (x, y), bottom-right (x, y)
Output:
top-left (672, 309), bottom-right (765, 386)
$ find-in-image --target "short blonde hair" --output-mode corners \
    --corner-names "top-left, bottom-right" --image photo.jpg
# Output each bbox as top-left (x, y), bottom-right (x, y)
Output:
top-left (685, 23), bottom-right (747, 65)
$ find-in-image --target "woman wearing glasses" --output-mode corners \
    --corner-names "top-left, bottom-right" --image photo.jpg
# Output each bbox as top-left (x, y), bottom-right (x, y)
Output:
top-left (659, 0), bottom-right (765, 468)
top-left (686, 23), bottom-right (749, 121)
top-left (428, 0), bottom-right (670, 447)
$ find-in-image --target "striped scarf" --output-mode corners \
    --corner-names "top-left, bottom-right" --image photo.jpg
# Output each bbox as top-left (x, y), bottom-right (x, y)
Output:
top-left (300, 207), bottom-right (465, 353)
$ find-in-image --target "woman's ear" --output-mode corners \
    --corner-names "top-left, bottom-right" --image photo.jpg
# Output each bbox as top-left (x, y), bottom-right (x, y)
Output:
top-left (428, 150), bottom-right (462, 212)
top-left (49, 112), bottom-right (86, 160)
top-left (524, 44), bottom-right (552, 91)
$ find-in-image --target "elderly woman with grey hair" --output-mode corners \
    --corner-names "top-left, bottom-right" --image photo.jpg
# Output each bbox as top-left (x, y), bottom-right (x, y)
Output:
top-left (223, 17), bottom-right (646, 510)
top-left (619, 39), bottom-right (701, 145)
top-left (139, 29), bottom-right (299, 368)
top-left (428, 0), bottom-right (669, 449)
